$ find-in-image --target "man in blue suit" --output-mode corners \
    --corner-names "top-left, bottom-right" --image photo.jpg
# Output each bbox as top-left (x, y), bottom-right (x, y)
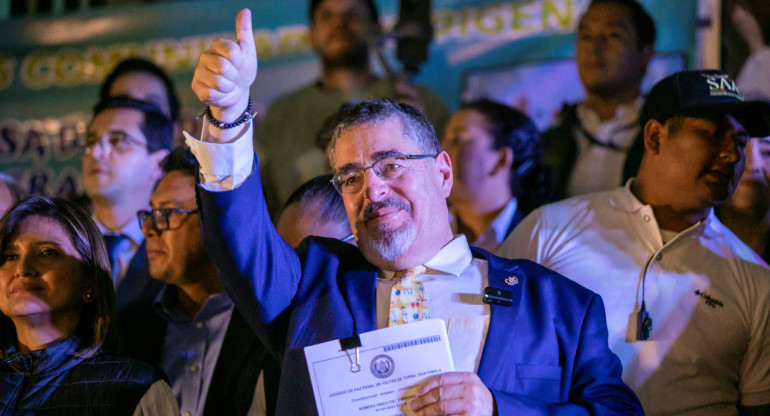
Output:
top-left (83, 96), bottom-right (170, 310)
top-left (185, 9), bottom-right (643, 415)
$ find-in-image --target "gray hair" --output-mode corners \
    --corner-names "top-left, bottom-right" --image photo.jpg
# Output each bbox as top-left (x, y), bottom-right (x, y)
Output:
top-left (328, 99), bottom-right (441, 168)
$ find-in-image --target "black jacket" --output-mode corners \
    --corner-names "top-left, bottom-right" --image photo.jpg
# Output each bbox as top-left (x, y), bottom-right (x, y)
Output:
top-left (543, 103), bottom-right (644, 198)
top-left (117, 296), bottom-right (280, 416)
top-left (0, 337), bottom-right (159, 416)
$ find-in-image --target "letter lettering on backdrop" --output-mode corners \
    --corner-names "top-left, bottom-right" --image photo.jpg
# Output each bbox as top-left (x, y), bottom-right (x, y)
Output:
top-left (54, 121), bottom-right (83, 157)
top-left (0, 119), bottom-right (20, 161)
top-left (278, 26), bottom-right (311, 56)
top-left (0, 57), bottom-right (16, 92)
top-left (543, 0), bottom-right (572, 29)
top-left (477, 6), bottom-right (504, 34)
top-left (54, 49), bottom-right (85, 88)
top-left (27, 167), bottom-right (54, 196)
top-left (511, 1), bottom-right (535, 32)
top-left (21, 52), bottom-right (55, 90)
top-left (20, 122), bottom-right (49, 164)
top-left (53, 165), bottom-right (83, 198)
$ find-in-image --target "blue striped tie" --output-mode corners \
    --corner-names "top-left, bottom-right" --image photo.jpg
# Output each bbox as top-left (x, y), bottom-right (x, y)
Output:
top-left (103, 234), bottom-right (127, 283)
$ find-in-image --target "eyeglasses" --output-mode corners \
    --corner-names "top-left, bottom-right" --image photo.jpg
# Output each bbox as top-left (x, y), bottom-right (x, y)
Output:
top-left (331, 153), bottom-right (438, 194)
top-left (84, 132), bottom-right (147, 156)
top-left (137, 208), bottom-right (199, 232)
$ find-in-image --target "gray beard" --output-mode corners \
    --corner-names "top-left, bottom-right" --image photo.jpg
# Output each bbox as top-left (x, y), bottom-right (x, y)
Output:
top-left (367, 222), bottom-right (416, 262)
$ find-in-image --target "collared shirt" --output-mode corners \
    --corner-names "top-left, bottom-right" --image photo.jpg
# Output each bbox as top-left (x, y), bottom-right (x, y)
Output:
top-left (95, 216), bottom-right (144, 289)
top-left (184, 124), bottom-right (492, 374)
top-left (449, 198), bottom-right (518, 253)
top-left (153, 286), bottom-right (235, 416)
top-left (567, 98), bottom-right (642, 197)
top-left (499, 180), bottom-right (770, 415)
top-left (377, 235), bottom-right (490, 373)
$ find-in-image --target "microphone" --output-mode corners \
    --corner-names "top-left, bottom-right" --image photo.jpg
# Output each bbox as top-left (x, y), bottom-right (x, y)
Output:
top-left (392, 0), bottom-right (433, 77)
top-left (636, 301), bottom-right (653, 341)
top-left (483, 287), bottom-right (513, 307)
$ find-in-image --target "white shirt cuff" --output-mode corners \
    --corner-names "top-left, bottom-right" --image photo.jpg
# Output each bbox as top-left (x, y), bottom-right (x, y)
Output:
top-left (183, 120), bottom-right (255, 192)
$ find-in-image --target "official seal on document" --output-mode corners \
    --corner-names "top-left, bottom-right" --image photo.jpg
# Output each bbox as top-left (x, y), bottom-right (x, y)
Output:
top-left (370, 354), bottom-right (395, 378)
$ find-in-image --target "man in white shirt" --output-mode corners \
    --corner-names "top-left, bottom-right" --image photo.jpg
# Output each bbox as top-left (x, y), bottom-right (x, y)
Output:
top-left (82, 96), bottom-right (170, 309)
top-left (500, 69), bottom-right (770, 415)
top-left (184, 9), bottom-right (642, 415)
top-left (544, 0), bottom-right (655, 197)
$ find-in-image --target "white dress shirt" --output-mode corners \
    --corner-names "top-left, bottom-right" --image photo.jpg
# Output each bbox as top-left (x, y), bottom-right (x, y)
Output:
top-left (377, 235), bottom-right (490, 372)
top-left (567, 98), bottom-right (642, 197)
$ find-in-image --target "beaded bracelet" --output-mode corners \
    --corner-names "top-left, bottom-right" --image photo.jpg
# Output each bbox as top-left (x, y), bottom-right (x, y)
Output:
top-left (197, 97), bottom-right (257, 130)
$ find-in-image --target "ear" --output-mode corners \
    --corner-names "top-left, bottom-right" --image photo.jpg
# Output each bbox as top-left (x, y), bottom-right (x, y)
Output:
top-left (490, 147), bottom-right (513, 176)
top-left (434, 151), bottom-right (454, 198)
top-left (643, 119), bottom-right (665, 155)
top-left (148, 149), bottom-right (170, 182)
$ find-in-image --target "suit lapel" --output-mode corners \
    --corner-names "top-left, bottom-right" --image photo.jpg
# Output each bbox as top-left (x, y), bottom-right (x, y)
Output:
top-left (114, 242), bottom-right (148, 308)
top-left (115, 242), bottom-right (163, 310)
top-left (339, 269), bottom-right (378, 334)
top-left (477, 259), bottom-right (524, 384)
top-left (203, 308), bottom-right (257, 415)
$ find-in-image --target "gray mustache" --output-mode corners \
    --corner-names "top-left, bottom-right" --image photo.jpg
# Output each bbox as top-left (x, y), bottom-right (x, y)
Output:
top-left (363, 198), bottom-right (411, 221)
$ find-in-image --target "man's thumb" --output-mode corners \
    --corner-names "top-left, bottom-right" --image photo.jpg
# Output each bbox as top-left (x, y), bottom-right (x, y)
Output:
top-left (236, 8), bottom-right (256, 55)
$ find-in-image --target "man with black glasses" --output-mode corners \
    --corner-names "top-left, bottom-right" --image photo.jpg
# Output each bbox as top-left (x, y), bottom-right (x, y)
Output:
top-left (182, 9), bottom-right (643, 415)
top-left (118, 147), bottom-right (278, 416)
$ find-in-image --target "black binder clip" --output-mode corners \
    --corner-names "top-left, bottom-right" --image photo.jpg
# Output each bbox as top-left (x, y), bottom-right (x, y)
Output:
top-left (339, 335), bottom-right (362, 373)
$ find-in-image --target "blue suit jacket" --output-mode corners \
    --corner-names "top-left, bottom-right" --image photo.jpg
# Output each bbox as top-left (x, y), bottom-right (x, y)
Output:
top-left (197, 163), bottom-right (642, 415)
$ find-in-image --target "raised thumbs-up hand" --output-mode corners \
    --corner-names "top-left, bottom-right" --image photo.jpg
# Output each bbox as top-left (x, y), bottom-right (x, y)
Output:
top-left (192, 8), bottom-right (258, 138)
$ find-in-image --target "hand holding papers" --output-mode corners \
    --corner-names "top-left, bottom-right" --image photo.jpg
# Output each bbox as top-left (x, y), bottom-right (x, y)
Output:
top-left (304, 319), bottom-right (454, 415)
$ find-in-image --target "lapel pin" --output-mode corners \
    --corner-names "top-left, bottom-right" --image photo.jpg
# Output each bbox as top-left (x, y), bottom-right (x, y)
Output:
top-left (504, 275), bottom-right (519, 286)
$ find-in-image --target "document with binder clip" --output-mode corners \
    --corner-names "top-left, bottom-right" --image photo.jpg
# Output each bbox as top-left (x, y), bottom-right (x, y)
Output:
top-left (304, 319), bottom-right (455, 415)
